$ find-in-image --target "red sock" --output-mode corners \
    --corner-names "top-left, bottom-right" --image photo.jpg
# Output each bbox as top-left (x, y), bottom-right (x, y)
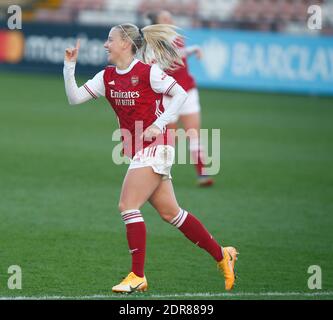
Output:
top-left (191, 149), bottom-right (206, 176)
top-left (171, 209), bottom-right (223, 262)
top-left (190, 138), bottom-right (206, 176)
top-left (121, 210), bottom-right (146, 278)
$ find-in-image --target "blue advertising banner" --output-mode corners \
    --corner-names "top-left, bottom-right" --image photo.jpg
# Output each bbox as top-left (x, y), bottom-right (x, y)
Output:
top-left (184, 29), bottom-right (333, 96)
top-left (1, 23), bottom-right (332, 95)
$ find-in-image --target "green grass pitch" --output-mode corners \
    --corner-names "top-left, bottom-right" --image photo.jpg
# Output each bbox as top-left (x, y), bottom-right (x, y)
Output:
top-left (0, 71), bottom-right (332, 300)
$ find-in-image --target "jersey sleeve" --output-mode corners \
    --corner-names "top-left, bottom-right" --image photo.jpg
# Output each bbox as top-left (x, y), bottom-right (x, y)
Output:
top-left (84, 70), bottom-right (105, 98)
top-left (149, 63), bottom-right (177, 95)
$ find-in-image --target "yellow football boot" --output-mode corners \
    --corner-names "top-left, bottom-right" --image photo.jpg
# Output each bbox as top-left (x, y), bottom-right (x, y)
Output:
top-left (112, 272), bottom-right (148, 293)
top-left (217, 246), bottom-right (239, 290)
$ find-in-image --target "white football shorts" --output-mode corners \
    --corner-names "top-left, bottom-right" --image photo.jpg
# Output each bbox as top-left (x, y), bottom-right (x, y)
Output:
top-left (162, 88), bottom-right (201, 123)
top-left (128, 145), bottom-right (175, 180)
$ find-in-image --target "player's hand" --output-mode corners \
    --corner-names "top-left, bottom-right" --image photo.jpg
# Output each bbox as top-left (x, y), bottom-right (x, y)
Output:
top-left (65, 39), bottom-right (80, 62)
top-left (195, 48), bottom-right (203, 60)
top-left (141, 124), bottom-right (162, 141)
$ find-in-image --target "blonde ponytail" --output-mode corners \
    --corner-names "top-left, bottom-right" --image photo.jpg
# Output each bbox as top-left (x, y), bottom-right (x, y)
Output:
top-left (140, 24), bottom-right (184, 71)
top-left (114, 23), bottom-right (184, 71)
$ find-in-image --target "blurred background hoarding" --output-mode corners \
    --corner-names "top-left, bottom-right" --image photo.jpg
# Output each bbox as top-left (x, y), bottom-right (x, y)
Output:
top-left (1, 0), bottom-right (332, 96)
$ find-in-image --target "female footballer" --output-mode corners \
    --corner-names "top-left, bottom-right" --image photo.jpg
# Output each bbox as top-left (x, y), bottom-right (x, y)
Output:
top-left (147, 11), bottom-right (214, 187)
top-left (63, 23), bottom-right (237, 293)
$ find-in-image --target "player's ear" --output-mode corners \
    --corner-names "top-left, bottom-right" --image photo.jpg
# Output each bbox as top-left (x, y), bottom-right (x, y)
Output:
top-left (122, 38), bottom-right (131, 51)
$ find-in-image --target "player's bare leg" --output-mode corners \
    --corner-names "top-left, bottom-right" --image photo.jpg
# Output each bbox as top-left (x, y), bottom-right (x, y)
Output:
top-left (148, 179), bottom-right (180, 222)
top-left (149, 179), bottom-right (238, 290)
top-left (112, 166), bottom-right (162, 293)
top-left (119, 166), bottom-right (162, 212)
top-left (179, 112), bottom-right (214, 187)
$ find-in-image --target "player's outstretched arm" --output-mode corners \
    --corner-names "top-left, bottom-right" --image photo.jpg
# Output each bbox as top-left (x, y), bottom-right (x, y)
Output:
top-left (185, 45), bottom-right (202, 59)
top-left (63, 40), bottom-right (99, 105)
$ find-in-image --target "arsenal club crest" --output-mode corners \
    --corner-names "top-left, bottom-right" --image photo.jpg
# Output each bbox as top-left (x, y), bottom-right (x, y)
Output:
top-left (131, 75), bottom-right (139, 86)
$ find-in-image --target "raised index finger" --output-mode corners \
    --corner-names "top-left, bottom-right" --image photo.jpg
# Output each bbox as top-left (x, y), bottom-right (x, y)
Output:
top-left (75, 39), bottom-right (80, 51)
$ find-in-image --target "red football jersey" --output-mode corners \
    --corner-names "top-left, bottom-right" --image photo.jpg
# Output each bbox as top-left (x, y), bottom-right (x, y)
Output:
top-left (165, 37), bottom-right (196, 92)
top-left (100, 59), bottom-right (176, 158)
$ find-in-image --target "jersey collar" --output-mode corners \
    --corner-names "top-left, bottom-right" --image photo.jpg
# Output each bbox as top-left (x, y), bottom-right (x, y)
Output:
top-left (116, 58), bottom-right (139, 75)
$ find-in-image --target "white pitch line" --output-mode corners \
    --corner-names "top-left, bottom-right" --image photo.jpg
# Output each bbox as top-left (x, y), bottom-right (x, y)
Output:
top-left (1, 292), bottom-right (333, 300)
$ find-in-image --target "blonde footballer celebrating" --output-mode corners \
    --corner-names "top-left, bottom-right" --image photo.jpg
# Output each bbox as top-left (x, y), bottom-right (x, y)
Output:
top-left (63, 23), bottom-right (238, 293)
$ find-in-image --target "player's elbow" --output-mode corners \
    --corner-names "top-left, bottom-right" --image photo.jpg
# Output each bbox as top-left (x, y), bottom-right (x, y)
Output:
top-left (68, 101), bottom-right (77, 106)
top-left (67, 100), bottom-right (77, 106)
top-left (67, 96), bottom-right (80, 106)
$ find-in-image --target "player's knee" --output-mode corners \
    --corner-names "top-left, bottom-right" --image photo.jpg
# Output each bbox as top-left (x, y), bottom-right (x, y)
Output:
top-left (159, 209), bottom-right (178, 223)
top-left (118, 201), bottom-right (141, 214)
top-left (118, 202), bottom-right (127, 213)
